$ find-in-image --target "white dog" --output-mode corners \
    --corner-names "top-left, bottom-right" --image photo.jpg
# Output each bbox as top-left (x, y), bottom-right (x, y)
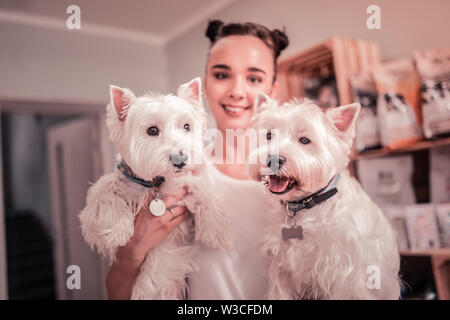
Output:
top-left (79, 78), bottom-right (233, 300)
top-left (248, 95), bottom-right (401, 300)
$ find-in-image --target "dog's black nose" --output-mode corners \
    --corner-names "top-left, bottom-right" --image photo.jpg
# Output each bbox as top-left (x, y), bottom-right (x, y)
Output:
top-left (266, 154), bottom-right (286, 170)
top-left (170, 151), bottom-right (188, 169)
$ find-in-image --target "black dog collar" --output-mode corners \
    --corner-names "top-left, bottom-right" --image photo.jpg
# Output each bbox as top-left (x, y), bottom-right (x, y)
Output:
top-left (117, 161), bottom-right (165, 189)
top-left (285, 174), bottom-right (339, 215)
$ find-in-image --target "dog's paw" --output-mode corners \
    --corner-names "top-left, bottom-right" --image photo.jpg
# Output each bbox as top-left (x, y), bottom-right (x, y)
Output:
top-left (194, 210), bottom-right (234, 249)
top-left (97, 216), bottom-right (135, 249)
top-left (181, 193), bottom-right (234, 249)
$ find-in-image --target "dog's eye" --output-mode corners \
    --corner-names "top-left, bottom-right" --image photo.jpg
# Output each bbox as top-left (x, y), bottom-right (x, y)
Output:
top-left (147, 126), bottom-right (159, 136)
top-left (299, 137), bottom-right (311, 144)
top-left (266, 130), bottom-right (272, 140)
top-left (184, 123), bottom-right (190, 132)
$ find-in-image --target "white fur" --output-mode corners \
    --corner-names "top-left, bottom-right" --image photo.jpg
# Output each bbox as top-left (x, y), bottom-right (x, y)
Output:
top-left (79, 78), bottom-right (233, 300)
top-left (249, 96), bottom-right (401, 300)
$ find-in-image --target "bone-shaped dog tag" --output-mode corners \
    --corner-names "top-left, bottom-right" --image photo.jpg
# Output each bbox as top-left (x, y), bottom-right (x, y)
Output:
top-left (282, 226), bottom-right (304, 241)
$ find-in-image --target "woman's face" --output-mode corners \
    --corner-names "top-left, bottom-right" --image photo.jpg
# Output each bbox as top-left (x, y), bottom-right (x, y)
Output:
top-left (205, 35), bottom-right (278, 132)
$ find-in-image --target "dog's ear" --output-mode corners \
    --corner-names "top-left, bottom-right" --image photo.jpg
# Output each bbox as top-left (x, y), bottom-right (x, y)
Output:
top-left (326, 103), bottom-right (361, 139)
top-left (109, 85), bottom-right (136, 121)
top-left (254, 92), bottom-right (277, 113)
top-left (177, 77), bottom-right (202, 106)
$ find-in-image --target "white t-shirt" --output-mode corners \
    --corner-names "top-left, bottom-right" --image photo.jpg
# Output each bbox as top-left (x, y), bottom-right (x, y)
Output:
top-left (187, 165), bottom-right (274, 300)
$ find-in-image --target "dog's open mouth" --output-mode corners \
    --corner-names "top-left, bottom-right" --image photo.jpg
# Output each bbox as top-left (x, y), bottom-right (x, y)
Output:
top-left (267, 175), bottom-right (297, 195)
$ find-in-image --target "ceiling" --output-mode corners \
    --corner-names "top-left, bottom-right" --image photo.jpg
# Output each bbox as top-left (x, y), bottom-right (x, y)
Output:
top-left (0, 0), bottom-right (235, 45)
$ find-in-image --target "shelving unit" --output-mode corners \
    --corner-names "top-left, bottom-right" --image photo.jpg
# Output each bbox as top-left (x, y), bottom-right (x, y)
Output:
top-left (350, 136), bottom-right (450, 202)
top-left (277, 37), bottom-right (380, 105)
top-left (277, 37), bottom-right (450, 300)
top-left (353, 136), bottom-right (450, 161)
top-left (352, 137), bottom-right (450, 300)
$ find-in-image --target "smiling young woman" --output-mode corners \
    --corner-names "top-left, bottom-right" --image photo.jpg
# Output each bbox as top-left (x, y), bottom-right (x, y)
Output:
top-left (205, 35), bottom-right (276, 131)
top-left (204, 21), bottom-right (289, 180)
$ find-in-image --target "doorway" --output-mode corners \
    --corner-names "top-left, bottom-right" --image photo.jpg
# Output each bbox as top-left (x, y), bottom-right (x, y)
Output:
top-left (0, 100), bottom-right (114, 299)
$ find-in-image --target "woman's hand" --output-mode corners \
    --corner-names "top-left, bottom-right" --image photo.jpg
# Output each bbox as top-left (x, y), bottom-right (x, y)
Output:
top-left (106, 189), bottom-right (190, 299)
top-left (122, 188), bottom-right (190, 261)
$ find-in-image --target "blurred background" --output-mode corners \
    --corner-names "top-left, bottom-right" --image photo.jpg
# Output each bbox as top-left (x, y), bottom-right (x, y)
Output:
top-left (0, 0), bottom-right (449, 300)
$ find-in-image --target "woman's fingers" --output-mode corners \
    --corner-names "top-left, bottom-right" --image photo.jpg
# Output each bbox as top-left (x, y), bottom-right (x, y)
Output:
top-left (159, 205), bottom-right (189, 224)
top-left (164, 210), bottom-right (190, 231)
top-left (162, 188), bottom-right (188, 208)
top-left (139, 188), bottom-right (187, 216)
top-left (149, 211), bottom-right (189, 246)
top-left (135, 189), bottom-right (189, 230)
top-left (122, 191), bottom-right (190, 261)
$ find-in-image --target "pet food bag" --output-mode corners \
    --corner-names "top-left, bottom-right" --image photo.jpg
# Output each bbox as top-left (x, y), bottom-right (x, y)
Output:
top-left (414, 47), bottom-right (450, 138)
top-left (350, 73), bottom-right (381, 151)
top-left (382, 206), bottom-right (410, 250)
top-left (404, 204), bottom-right (441, 250)
top-left (357, 155), bottom-right (416, 207)
top-left (430, 145), bottom-right (450, 204)
top-left (372, 59), bottom-right (423, 149)
top-left (435, 203), bottom-right (450, 247)
top-left (302, 75), bottom-right (339, 109)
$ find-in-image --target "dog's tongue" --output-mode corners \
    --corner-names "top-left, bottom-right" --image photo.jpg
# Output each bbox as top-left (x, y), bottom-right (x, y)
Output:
top-left (269, 176), bottom-right (289, 193)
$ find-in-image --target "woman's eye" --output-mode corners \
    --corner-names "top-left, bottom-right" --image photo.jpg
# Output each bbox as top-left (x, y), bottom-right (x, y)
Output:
top-left (299, 137), bottom-right (311, 144)
top-left (214, 72), bottom-right (229, 80)
top-left (266, 130), bottom-right (272, 140)
top-left (147, 126), bottom-right (159, 136)
top-left (184, 123), bottom-right (190, 132)
top-left (248, 76), bottom-right (262, 84)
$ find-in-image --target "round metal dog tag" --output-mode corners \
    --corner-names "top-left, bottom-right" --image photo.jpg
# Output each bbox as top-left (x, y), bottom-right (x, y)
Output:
top-left (149, 199), bottom-right (166, 216)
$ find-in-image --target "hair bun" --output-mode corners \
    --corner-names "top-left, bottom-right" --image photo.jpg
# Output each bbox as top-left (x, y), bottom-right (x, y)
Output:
top-left (205, 20), bottom-right (224, 43)
top-left (271, 28), bottom-right (289, 57)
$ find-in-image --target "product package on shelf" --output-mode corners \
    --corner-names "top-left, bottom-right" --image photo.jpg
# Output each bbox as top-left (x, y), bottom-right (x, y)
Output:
top-left (414, 47), bottom-right (450, 139)
top-left (404, 204), bottom-right (441, 250)
top-left (435, 203), bottom-right (450, 247)
top-left (372, 59), bottom-right (423, 149)
top-left (302, 74), bottom-right (339, 109)
top-left (430, 145), bottom-right (450, 204)
top-left (357, 155), bottom-right (416, 207)
top-left (350, 73), bottom-right (381, 152)
top-left (383, 206), bottom-right (410, 250)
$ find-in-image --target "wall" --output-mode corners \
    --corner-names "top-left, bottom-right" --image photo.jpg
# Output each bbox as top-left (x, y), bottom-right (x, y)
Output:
top-left (2, 0), bottom-right (448, 112)
top-left (0, 22), bottom-right (170, 104)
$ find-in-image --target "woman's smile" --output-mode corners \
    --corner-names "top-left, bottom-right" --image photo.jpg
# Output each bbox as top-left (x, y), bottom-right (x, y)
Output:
top-left (221, 103), bottom-right (252, 117)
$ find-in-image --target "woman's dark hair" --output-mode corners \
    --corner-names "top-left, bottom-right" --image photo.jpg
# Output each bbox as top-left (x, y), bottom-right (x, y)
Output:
top-left (205, 20), bottom-right (289, 83)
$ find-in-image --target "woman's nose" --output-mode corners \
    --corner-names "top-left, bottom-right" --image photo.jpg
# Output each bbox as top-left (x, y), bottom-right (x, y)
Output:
top-left (228, 77), bottom-right (245, 100)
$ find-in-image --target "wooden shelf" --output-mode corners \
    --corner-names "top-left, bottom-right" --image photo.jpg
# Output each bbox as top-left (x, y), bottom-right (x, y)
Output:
top-left (400, 248), bottom-right (450, 257)
top-left (353, 136), bottom-right (450, 161)
top-left (353, 136), bottom-right (450, 300)
top-left (277, 37), bottom-right (380, 106)
top-left (400, 248), bottom-right (450, 300)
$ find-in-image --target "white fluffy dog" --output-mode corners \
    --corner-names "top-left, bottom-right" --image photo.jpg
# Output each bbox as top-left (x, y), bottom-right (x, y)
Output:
top-left (248, 94), bottom-right (401, 300)
top-left (79, 78), bottom-right (233, 299)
